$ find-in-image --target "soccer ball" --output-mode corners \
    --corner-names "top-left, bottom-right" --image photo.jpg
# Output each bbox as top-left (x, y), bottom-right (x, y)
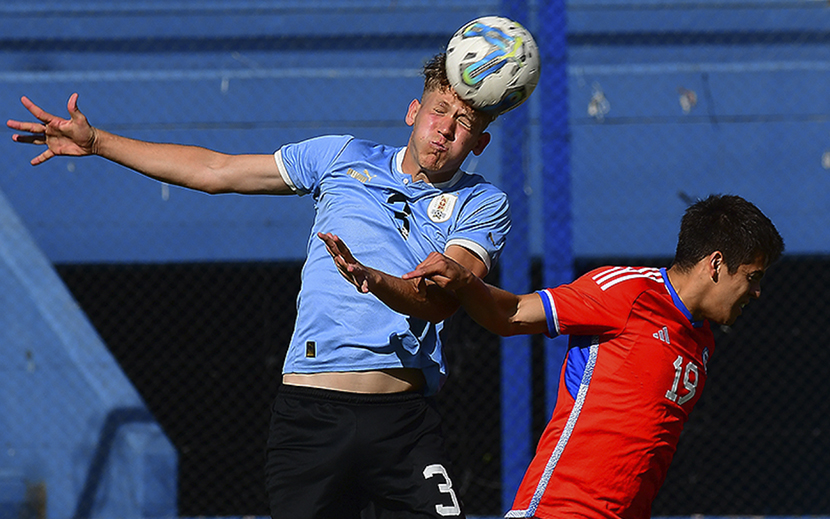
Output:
top-left (445, 16), bottom-right (541, 115)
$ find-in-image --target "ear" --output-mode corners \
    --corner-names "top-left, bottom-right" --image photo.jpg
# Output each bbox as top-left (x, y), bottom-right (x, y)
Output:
top-left (405, 99), bottom-right (421, 127)
top-left (708, 251), bottom-right (724, 282)
top-left (471, 131), bottom-right (491, 156)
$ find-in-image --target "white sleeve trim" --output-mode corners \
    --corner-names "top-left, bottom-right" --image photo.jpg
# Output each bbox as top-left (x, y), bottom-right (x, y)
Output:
top-left (273, 149), bottom-right (301, 194)
top-left (445, 238), bottom-right (492, 273)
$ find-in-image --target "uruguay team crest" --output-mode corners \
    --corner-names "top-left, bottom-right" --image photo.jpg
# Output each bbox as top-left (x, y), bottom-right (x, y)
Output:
top-left (428, 194), bottom-right (458, 223)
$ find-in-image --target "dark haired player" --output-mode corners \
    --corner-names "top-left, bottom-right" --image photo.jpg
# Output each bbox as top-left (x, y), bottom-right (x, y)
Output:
top-left (320, 194), bottom-right (784, 519)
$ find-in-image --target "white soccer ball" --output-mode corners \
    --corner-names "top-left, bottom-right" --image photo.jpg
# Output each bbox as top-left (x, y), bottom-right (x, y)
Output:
top-left (445, 16), bottom-right (541, 115)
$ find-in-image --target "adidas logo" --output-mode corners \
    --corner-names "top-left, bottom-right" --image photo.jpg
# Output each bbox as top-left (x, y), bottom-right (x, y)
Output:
top-left (653, 326), bottom-right (670, 344)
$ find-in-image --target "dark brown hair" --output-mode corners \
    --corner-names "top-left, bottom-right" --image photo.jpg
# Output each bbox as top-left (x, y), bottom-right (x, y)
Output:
top-left (673, 194), bottom-right (785, 273)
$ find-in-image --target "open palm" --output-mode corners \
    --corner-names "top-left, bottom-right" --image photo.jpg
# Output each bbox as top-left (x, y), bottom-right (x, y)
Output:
top-left (6, 93), bottom-right (96, 165)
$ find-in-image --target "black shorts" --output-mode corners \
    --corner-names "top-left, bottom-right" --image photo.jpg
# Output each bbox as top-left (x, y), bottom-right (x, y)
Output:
top-left (265, 384), bottom-right (465, 519)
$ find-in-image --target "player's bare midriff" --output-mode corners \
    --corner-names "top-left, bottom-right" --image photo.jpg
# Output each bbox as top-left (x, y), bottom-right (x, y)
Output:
top-left (282, 368), bottom-right (426, 394)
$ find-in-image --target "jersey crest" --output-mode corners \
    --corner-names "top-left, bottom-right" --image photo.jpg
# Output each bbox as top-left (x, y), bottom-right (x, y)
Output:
top-left (428, 194), bottom-right (458, 223)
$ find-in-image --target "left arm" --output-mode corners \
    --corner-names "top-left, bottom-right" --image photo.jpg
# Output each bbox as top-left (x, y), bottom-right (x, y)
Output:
top-left (404, 252), bottom-right (548, 336)
top-left (317, 232), bottom-right (486, 323)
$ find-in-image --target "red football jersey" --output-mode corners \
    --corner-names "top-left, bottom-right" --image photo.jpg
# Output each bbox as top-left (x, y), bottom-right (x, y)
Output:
top-left (507, 267), bottom-right (714, 519)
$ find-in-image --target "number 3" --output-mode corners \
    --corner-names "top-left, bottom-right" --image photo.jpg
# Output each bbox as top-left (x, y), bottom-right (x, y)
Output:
top-left (423, 464), bottom-right (461, 516)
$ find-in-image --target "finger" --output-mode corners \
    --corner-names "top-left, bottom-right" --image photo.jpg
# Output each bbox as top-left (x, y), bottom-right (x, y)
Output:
top-left (332, 236), bottom-right (357, 262)
top-left (67, 93), bottom-right (88, 127)
top-left (317, 232), bottom-right (338, 255)
top-left (414, 254), bottom-right (442, 269)
top-left (402, 269), bottom-right (426, 280)
top-left (326, 236), bottom-right (345, 255)
top-left (7, 119), bottom-right (47, 135)
top-left (334, 256), bottom-right (352, 273)
top-left (31, 149), bottom-right (55, 166)
top-left (403, 261), bottom-right (447, 280)
top-left (11, 133), bottom-right (45, 145)
top-left (408, 259), bottom-right (441, 275)
top-left (19, 96), bottom-right (56, 125)
top-left (67, 93), bottom-right (79, 115)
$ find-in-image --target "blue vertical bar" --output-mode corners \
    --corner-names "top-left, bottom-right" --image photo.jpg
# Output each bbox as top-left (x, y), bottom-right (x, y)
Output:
top-left (540, 0), bottom-right (573, 415)
top-left (500, 0), bottom-right (532, 513)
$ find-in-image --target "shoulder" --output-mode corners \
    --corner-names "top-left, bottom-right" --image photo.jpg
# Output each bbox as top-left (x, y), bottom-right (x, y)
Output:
top-left (279, 134), bottom-right (355, 164)
top-left (447, 172), bottom-right (509, 210)
top-left (454, 170), bottom-right (502, 193)
top-left (289, 134), bottom-right (354, 149)
top-left (577, 266), bottom-right (665, 297)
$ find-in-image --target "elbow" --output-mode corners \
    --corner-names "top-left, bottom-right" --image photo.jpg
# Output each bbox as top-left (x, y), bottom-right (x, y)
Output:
top-left (198, 176), bottom-right (234, 195)
top-left (202, 185), bottom-right (231, 195)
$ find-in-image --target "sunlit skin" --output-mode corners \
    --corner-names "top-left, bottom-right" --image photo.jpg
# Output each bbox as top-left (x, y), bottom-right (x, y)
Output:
top-left (6, 90), bottom-right (496, 393)
top-left (401, 87), bottom-right (491, 183)
top-left (399, 250), bottom-right (771, 338)
top-left (683, 254), bottom-right (767, 326)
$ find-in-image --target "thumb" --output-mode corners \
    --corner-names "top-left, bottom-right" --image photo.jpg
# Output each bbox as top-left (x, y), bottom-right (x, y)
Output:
top-left (67, 93), bottom-right (86, 123)
top-left (67, 93), bottom-right (78, 113)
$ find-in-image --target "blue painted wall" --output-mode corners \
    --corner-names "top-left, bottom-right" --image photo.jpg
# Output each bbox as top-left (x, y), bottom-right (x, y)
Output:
top-left (0, 1), bottom-right (503, 263)
top-left (2, 1), bottom-right (828, 263)
top-left (564, 0), bottom-right (830, 257)
top-left (0, 189), bottom-right (177, 518)
top-left (0, 1), bottom-right (824, 262)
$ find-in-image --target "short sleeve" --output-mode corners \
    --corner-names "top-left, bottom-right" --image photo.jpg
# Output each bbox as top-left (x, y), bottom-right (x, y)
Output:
top-left (540, 269), bottom-right (632, 338)
top-left (445, 188), bottom-right (511, 273)
top-left (273, 135), bottom-right (353, 195)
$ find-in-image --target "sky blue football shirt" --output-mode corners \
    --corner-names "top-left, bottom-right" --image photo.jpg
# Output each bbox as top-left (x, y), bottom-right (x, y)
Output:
top-left (274, 135), bottom-right (511, 395)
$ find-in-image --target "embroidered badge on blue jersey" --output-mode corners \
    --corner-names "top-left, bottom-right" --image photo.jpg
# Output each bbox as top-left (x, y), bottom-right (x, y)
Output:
top-left (428, 194), bottom-right (458, 223)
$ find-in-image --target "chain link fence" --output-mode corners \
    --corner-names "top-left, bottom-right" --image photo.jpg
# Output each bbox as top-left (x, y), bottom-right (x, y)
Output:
top-left (2, 1), bottom-right (830, 518)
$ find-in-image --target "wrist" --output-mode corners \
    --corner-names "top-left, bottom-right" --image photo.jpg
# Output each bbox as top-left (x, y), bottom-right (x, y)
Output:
top-left (88, 127), bottom-right (102, 156)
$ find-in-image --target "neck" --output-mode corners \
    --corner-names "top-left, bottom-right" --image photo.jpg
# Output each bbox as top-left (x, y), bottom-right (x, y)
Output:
top-left (412, 170), bottom-right (434, 183)
top-left (400, 148), bottom-right (457, 185)
top-left (665, 265), bottom-right (705, 321)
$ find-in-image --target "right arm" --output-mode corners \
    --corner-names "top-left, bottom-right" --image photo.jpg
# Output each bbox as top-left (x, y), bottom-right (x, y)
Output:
top-left (6, 93), bottom-right (292, 195)
top-left (404, 252), bottom-right (549, 337)
top-left (318, 233), bottom-right (547, 335)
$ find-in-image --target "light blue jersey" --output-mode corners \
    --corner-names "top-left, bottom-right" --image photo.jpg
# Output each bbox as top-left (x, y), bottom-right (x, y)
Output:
top-left (274, 135), bottom-right (511, 395)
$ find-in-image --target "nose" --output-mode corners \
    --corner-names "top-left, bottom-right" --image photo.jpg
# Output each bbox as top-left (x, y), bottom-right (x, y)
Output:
top-left (750, 283), bottom-right (761, 299)
top-left (438, 118), bottom-right (456, 140)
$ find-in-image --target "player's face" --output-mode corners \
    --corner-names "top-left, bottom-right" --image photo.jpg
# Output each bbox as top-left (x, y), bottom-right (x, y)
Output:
top-left (707, 255), bottom-right (767, 325)
top-left (403, 87), bottom-right (491, 179)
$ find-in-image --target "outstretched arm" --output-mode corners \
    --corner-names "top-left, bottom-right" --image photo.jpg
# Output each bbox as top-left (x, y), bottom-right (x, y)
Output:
top-left (7, 93), bottom-right (291, 195)
top-left (317, 232), bottom-right (483, 324)
top-left (404, 252), bottom-right (548, 336)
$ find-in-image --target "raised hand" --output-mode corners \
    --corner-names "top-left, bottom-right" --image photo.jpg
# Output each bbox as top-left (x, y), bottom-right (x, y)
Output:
top-left (7, 93), bottom-right (97, 165)
top-left (317, 232), bottom-right (374, 293)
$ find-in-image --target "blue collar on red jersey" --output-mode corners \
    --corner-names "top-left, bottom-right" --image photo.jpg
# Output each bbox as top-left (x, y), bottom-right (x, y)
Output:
top-left (660, 267), bottom-right (705, 328)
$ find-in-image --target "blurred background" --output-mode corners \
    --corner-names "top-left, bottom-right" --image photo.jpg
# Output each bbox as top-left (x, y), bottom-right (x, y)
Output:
top-left (1, 1), bottom-right (829, 518)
